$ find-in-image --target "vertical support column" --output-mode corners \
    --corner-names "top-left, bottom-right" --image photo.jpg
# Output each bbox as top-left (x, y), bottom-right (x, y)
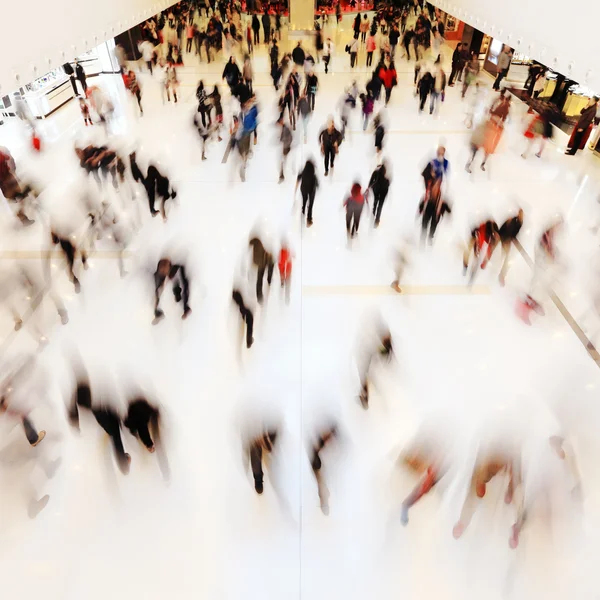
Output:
top-left (289, 0), bottom-right (315, 34)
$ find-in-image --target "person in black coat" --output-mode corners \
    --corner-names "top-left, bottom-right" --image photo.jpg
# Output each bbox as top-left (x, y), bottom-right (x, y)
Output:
top-left (74, 60), bottom-right (87, 93)
top-left (124, 398), bottom-right (161, 453)
top-left (417, 70), bottom-right (434, 112)
top-left (63, 62), bottom-right (78, 95)
top-left (251, 14), bottom-right (260, 45)
top-left (244, 428), bottom-right (278, 494)
top-left (222, 56), bottom-right (241, 91)
top-left (144, 164), bottom-right (177, 220)
top-left (295, 159), bottom-right (319, 227)
top-left (249, 236), bottom-right (274, 303)
top-left (292, 42), bottom-right (305, 66)
top-left (368, 160), bottom-right (390, 227)
top-left (448, 43), bottom-right (463, 86)
top-left (261, 13), bottom-right (271, 43)
top-left (308, 424), bottom-right (338, 515)
top-left (153, 258), bottom-right (191, 324)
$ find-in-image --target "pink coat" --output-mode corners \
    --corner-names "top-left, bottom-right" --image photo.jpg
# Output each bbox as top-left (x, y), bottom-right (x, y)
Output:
top-left (366, 36), bottom-right (376, 52)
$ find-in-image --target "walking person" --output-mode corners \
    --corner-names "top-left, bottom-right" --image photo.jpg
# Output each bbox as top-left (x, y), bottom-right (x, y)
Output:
top-left (366, 32), bottom-right (376, 67)
top-left (323, 38), bottom-right (334, 74)
top-left (251, 14), bottom-right (260, 45)
top-left (125, 70), bottom-right (143, 115)
top-left (242, 55), bottom-right (254, 96)
top-left (295, 159), bottom-right (319, 227)
top-left (462, 219), bottom-right (500, 283)
top-left (462, 51), bottom-right (480, 99)
top-left (389, 23), bottom-right (401, 59)
top-left (417, 68), bottom-right (434, 112)
top-left (249, 236), bottom-right (275, 304)
top-left (368, 161), bottom-right (390, 227)
top-left (75, 60), bottom-right (87, 93)
top-left (244, 427), bottom-right (278, 495)
top-left (373, 113), bottom-right (385, 155)
top-left (360, 92), bottom-right (374, 131)
top-left (139, 39), bottom-right (156, 73)
top-left (308, 424), bottom-right (338, 514)
top-left (277, 116), bottom-right (293, 183)
top-left (430, 59), bottom-right (446, 115)
top-left (297, 92), bottom-right (312, 143)
top-left (448, 43), bottom-right (463, 86)
top-left (360, 15), bottom-right (370, 43)
top-left (344, 182), bottom-right (367, 240)
top-left (380, 61), bottom-right (397, 106)
top-left (68, 378), bottom-right (131, 475)
top-left (348, 37), bottom-right (359, 69)
top-left (565, 97), bottom-right (599, 155)
top-left (152, 257), bottom-right (192, 324)
top-left (495, 209), bottom-right (524, 286)
top-left (262, 12), bottom-right (271, 43)
top-left (319, 117), bottom-right (342, 177)
top-left (278, 241), bottom-right (293, 304)
top-left (306, 71), bottom-right (318, 111)
top-left (196, 80), bottom-right (212, 127)
top-left (165, 62), bottom-right (179, 102)
top-left (493, 46), bottom-right (513, 91)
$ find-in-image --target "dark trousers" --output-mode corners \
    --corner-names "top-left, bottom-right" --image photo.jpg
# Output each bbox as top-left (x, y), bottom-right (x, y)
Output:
top-left (373, 192), bottom-right (386, 223)
top-left (361, 31), bottom-right (367, 43)
top-left (346, 204), bottom-right (362, 236)
top-left (493, 68), bottom-right (508, 90)
top-left (419, 91), bottom-right (429, 111)
top-left (232, 290), bottom-right (254, 348)
top-left (124, 400), bottom-right (158, 450)
top-left (421, 202), bottom-right (440, 241)
top-left (253, 29), bottom-right (259, 44)
top-left (323, 55), bottom-right (330, 73)
top-left (567, 128), bottom-right (586, 154)
top-left (324, 146), bottom-right (335, 173)
top-left (250, 444), bottom-right (264, 488)
top-left (78, 77), bottom-right (87, 93)
top-left (302, 188), bottom-right (316, 222)
top-left (264, 29), bottom-right (270, 43)
top-left (350, 52), bottom-right (357, 68)
top-left (256, 262), bottom-right (274, 302)
top-left (308, 92), bottom-right (315, 110)
top-left (449, 64), bottom-right (460, 85)
top-left (366, 51), bottom-right (373, 66)
top-left (93, 406), bottom-right (129, 471)
top-left (385, 87), bottom-right (392, 105)
top-left (186, 38), bottom-right (193, 52)
top-left (22, 417), bottom-right (40, 445)
top-left (146, 60), bottom-right (153, 74)
top-left (404, 41), bottom-right (411, 60)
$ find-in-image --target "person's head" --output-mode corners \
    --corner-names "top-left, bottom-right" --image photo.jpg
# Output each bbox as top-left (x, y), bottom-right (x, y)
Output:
top-left (436, 145), bottom-right (446, 159)
top-left (304, 158), bottom-right (316, 176)
top-left (128, 70), bottom-right (135, 78)
top-left (351, 182), bottom-right (362, 196)
top-left (517, 208), bottom-right (524, 222)
top-left (456, 43), bottom-right (462, 50)
top-left (379, 160), bottom-right (387, 177)
top-left (157, 258), bottom-right (172, 277)
top-left (229, 56), bottom-right (236, 64)
top-left (363, 14), bottom-right (368, 20)
top-left (297, 41), bottom-right (302, 47)
top-left (327, 117), bottom-right (334, 131)
top-left (471, 51), bottom-right (477, 58)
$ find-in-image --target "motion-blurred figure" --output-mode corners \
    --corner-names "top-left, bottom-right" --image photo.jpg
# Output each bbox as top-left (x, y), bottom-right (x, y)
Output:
top-left (295, 158), bottom-right (319, 227)
top-left (453, 445), bottom-right (523, 542)
top-left (390, 239), bottom-right (411, 293)
top-left (153, 257), bottom-right (192, 324)
top-left (368, 161), bottom-right (390, 228)
top-left (0, 146), bottom-right (38, 225)
top-left (144, 164), bottom-right (177, 221)
top-left (243, 426), bottom-right (278, 494)
top-left (491, 209), bottom-right (524, 286)
top-left (49, 226), bottom-right (89, 294)
top-left (516, 218), bottom-right (563, 325)
top-left (418, 178), bottom-right (451, 246)
top-left (344, 182), bottom-right (367, 241)
top-left (319, 117), bottom-right (342, 177)
top-left (278, 240), bottom-right (293, 305)
top-left (249, 235), bottom-right (274, 304)
top-left (68, 376), bottom-right (131, 475)
top-left (308, 424), bottom-right (337, 515)
top-left (277, 115), bottom-right (293, 183)
top-left (462, 219), bottom-right (499, 283)
top-left (356, 320), bottom-right (393, 409)
top-left (396, 434), bottom-right (449, 525)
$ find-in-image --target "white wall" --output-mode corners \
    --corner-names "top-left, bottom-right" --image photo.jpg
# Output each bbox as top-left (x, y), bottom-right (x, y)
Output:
top-left (431, 0), bottom-right (600, 93)
top-left (0, 0), bottom-right (176, 94)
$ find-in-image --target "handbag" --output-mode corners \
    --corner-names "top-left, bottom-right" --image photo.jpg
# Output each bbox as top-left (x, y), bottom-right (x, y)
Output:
top-left (345, 44), bottom-right (350, 53)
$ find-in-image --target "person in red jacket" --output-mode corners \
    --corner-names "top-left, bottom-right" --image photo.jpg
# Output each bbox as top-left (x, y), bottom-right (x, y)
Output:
top-left (343, 182), bottom-right (367, 240)
top-left (379, 61), bottom-right (397, 106)
top-left (278, 241), bottom-right (293, 304)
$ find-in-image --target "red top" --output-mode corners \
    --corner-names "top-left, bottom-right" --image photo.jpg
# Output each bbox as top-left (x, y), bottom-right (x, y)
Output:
top-left (379, 67), bottom-right (396, 89)
top-left (278, 248), bottom-right (292, 279)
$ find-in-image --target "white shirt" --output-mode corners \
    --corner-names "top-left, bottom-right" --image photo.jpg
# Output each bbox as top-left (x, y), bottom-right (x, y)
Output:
top-left (139, 40), bottom-right (155, 62)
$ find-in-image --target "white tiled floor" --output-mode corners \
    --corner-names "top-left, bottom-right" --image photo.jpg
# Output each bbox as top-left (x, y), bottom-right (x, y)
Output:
top-left (1, 13), bottom-right (600, 600)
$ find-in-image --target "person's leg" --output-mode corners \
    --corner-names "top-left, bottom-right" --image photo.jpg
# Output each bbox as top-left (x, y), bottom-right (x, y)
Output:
top-left (465, 144), bottom-right (478, 171)
top-left (462, 237), bottom-right (475, 272)
top-left (419, 93), bottom-right (427, 111)
top-left (345, 209), bottom-right (352, 235)
top-left (307, 189), bottom-right (315, 224)
top-left (250, 443), bottom-right (264, 492)
top-left (256, 266), bottom-right (265, 302)
top-left (94, 407), bottom-right (130, 474)
top-left (385, 87), bottom-right (392, 105)
top-left (267, 261), bottom-right (274, 286)
top-left (244, 308), bottom-right (254, 347)
top-left (499, 240), bottom-right (512, 284)
top-left (22, 417), bottom-right (45, 446)
top-left (353, 207), bottom-right (362, 234)
top-left (324, 148), bottom-right (330, 174)
top-left (375, 195), bottom-right (384, 224)
top-left (401, 469), bottom-right (441, 525)
top-left (430, 91), bottom-right (437, 114)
